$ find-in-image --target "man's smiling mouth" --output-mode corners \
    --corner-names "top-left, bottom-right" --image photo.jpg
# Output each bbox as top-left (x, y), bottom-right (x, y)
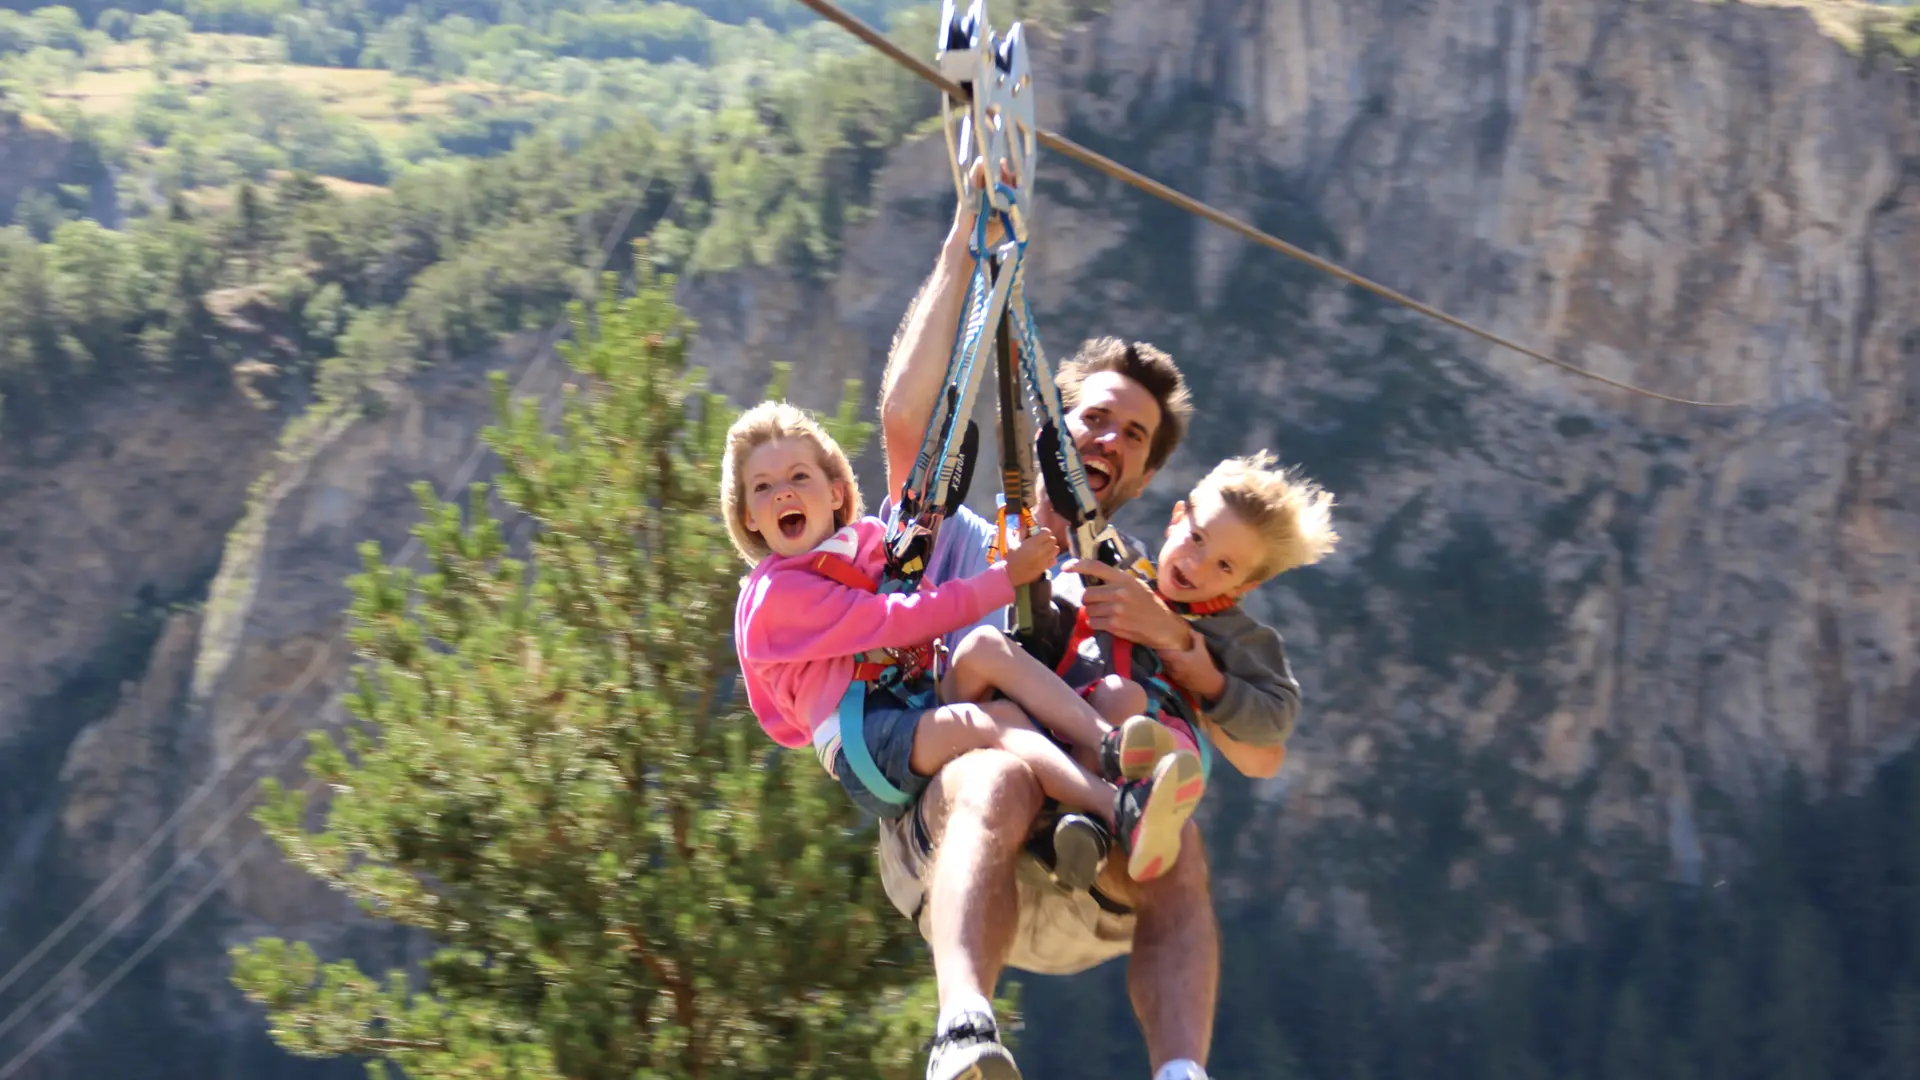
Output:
top-left (1083, 456), bottom-right (1112, 493)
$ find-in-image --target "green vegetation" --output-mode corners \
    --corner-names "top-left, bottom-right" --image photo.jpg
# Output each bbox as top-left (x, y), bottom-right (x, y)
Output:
top-left (0, 1), bottom-right (919, 203)
top-left (0, 0), bottom-right (937, 441)
top-left (228, 267), bottom-right (939, 1079)
top-left (0, 0), bottom-right (1126, 445)
top-left (1862, 0), bottom-right (1920, 65)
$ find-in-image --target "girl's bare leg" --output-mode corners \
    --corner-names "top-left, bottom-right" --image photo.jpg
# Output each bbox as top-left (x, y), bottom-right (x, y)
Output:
top-left (908, 701), bottom-right (1118, 827)
top-left (940, 626), bottom-right (1113, 752)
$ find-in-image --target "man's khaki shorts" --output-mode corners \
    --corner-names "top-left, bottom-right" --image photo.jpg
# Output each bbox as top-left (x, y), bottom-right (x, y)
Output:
top-left (877, 798), bottom-right (1136, 976)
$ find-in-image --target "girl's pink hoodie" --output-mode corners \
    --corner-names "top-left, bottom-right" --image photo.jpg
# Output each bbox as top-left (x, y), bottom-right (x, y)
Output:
top-left (734, 516), bottom-right (1014, 752)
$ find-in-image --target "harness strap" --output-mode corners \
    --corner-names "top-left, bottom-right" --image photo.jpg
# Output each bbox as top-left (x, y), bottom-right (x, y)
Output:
top-left (835, 681), bottom-right (912, 807)
top-left (1054, 591), bottom-right (1220, 783)
top-left (1053, 603), bottom-right (1133, 683)
top-left (805, 547), bottom-right (942, 808)
top-left (811, 551), bottom-right (879, 593)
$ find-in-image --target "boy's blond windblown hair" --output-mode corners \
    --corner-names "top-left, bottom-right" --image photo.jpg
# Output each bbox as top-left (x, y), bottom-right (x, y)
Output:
top-left (720, 400), bottom-right (864, 565)
top-left (1192, 451), bottom-right (1339, 584)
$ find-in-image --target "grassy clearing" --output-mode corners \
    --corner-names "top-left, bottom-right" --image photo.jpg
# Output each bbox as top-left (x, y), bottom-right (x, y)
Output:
top-left (39, 33), bottom-right (527, 128)
top-left (46, 60), bottom-right (480, 122)
top-left (182, 171), bottom-right (390, 214)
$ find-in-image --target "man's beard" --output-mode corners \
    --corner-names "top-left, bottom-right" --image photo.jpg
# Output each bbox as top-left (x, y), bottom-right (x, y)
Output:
top-left (1096, 478), bottom-right (1140, 519)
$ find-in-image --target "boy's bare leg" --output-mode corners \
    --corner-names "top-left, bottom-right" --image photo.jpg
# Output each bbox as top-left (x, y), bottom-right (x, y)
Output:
top-left (1084, 674), bottom-right (1194, 782)
top-left (1096, 819), bottom-right (1220, 1074)
top-left (1085, 673), bottom-right (1148, 723)
top-left (942, 627), bottom-right (1114, 752)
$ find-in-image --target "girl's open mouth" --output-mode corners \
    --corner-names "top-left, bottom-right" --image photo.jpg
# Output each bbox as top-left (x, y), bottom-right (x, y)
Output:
top-left (778, 508), bottom-right (808, 539)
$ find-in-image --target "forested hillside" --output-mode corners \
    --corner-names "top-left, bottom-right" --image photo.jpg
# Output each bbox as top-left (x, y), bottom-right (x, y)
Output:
top-left (0, 0), bottom-right (979, 442)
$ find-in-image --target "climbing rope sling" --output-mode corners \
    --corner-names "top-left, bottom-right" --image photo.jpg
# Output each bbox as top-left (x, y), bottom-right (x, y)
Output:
top-left (807, 0), bottom-right (1745, 812)
top-left (819, 0), bottom-right (1130, 810)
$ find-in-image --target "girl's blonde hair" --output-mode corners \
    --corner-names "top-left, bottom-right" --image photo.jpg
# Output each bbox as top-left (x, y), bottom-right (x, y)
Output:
top-left (1192, 451), bottom-right (1339, 583)
top-left (719, 400), bottom-right (864, 565)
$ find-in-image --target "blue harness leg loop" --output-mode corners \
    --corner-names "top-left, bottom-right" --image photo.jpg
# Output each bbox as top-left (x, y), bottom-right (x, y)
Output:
top-left (837, 680), bottom-right (913, 809)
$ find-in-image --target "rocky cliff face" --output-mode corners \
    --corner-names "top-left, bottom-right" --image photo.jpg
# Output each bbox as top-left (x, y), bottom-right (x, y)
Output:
top-left (1, 0), bottom-right (1914, 1074)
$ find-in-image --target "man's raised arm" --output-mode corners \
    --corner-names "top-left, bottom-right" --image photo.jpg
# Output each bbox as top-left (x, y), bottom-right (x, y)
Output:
top-left (879, 222), bottom-right (975, 505)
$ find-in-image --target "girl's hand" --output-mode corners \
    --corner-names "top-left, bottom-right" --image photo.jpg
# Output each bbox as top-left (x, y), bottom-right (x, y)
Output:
top-left (1003, 527), bottom-right (1060, 586)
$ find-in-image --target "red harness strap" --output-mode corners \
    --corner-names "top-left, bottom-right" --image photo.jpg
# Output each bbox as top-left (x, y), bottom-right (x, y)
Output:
top-left (810, 551), bottom-right (878, 592)
top-left (808, 551), bottom-right (929, 681)
top-left (1054, 603), bottom-right (1134, 683)
top-left (1053, 582), bottom-right (1236, 715)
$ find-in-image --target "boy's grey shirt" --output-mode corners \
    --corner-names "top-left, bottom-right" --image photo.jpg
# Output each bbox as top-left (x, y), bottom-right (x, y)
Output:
top-left (1038, 558), bottom-right (1302, 749)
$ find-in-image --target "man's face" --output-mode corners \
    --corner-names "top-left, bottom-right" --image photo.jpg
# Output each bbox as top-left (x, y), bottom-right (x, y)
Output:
top-left (1062, 370), bottom-right (1163, 517)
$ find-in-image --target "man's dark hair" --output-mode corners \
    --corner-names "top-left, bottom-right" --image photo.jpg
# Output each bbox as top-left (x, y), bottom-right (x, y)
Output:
top-left (1055, 337), bottom-right (1194, 472)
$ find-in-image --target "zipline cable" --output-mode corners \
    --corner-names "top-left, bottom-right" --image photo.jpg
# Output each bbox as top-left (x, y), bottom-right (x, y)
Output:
top-left (792, 0), bottom-right (1747, 410)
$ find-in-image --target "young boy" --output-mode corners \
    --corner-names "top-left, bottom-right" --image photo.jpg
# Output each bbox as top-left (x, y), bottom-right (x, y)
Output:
top-left (1024, 450), bottom-right (1339, 884)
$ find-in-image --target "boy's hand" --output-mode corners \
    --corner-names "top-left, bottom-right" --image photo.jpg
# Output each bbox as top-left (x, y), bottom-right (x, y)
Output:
top-left (1003, 527), bottom-right (1060, 586)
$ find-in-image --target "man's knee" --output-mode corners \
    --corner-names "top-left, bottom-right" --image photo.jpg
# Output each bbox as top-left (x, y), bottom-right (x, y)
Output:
top-left (923, 745), bottom-right (1045, 846)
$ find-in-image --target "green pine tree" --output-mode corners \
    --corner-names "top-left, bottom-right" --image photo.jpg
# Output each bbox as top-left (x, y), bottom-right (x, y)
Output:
top-left (229, 251), bottom-right (937, 1080)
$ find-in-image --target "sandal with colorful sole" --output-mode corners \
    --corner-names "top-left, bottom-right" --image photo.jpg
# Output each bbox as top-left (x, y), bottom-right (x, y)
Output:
top-left (1120, 749), bottom-right (1206, 883)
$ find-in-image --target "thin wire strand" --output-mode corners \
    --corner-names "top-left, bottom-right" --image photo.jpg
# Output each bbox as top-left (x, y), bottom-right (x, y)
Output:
top-left (0, 823), bottom-right (280, 1080)
top-left (792, 0), bottom-right (1746, 409)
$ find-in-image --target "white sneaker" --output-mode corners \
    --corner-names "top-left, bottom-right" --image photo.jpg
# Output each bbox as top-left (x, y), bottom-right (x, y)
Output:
top-left (924, 1010), bottom-right (1021, 1080)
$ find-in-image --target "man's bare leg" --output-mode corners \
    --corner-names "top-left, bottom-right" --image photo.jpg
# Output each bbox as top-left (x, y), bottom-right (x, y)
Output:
top-left (1096, 819), bottom-right (1220, 1075)
top-left (916, 732), bottom-right (1045, 1023)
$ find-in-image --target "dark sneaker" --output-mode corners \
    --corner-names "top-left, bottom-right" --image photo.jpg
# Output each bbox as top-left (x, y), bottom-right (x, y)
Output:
top-left (1099, 715), bottom-right (1184, 783)
top-left (925, 1010), bottom-right (1022, 1080)
top-left (1048, 813), bottom-right (1110, 892)
top-left (1115, 750), bottom-right (1205, 883)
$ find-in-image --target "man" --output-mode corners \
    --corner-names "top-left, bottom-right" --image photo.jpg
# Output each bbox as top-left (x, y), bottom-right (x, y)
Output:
top-left (871, 189), bottom-right (1291, 1080)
